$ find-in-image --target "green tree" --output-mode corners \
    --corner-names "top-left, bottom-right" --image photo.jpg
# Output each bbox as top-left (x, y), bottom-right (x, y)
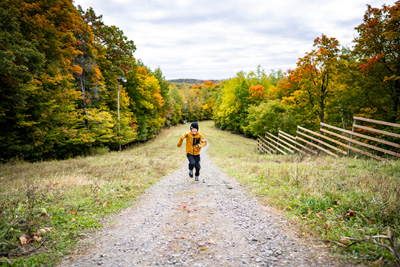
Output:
top-left (213, 67), bottom-right (273, 133)
top-left (245, 101), bottom-right (298, 137)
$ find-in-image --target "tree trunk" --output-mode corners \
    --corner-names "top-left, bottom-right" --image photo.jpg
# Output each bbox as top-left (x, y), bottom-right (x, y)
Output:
top-left (80, 79), bottom-right (89, 130)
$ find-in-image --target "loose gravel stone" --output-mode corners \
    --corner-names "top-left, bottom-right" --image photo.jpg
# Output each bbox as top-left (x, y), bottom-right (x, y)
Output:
top-left (58, 146), bottom-right (354, 267)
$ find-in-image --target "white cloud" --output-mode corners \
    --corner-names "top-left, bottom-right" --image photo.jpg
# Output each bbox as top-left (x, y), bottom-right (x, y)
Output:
top-left (73, 0), bottom-right (390, 80)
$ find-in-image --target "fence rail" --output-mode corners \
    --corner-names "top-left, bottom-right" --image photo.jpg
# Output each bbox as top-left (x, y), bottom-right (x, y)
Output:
top-left (257, 116), bottom-right (399, 161)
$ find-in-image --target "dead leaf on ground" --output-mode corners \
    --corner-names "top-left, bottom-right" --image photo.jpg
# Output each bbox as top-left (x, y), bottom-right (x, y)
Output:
top-left (181, 236), bottom-right (187, 239)
top-left (315, 213), bottom-right (324, 219)
top-left (206, 240), bottom-right (215, 244)
top-left (346, 211), bottom-right (356, 217)
top-left (20, 236), bottom-right (28, 245)
top-left (103, 202), bottom-right (111, 207)
top-left (325, 222), bottom-right (331, 230)
top-left (37, 229), bottom-right (46, 235)
top-left (35, 228), bottom-right (52, 238)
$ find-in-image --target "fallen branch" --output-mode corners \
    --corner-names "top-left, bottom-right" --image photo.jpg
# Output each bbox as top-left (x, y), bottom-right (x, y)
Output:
top-left (341, 228), bottom-right (400, 264)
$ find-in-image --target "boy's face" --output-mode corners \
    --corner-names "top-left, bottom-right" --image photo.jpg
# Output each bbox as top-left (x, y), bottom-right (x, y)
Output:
top-left (191, 128), bottom-right (198, 134)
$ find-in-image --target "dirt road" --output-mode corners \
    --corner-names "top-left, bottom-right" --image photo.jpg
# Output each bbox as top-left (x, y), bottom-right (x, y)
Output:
top-left (59, 147), bottom-right (346, 266)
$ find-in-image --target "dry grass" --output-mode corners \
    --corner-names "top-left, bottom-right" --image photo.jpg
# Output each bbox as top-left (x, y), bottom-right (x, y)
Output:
top-left (202, 120), bottom-right (400, 266)
top-left (0, 123), bottom-right (190, 266)
top-left (0, 124), bottom-right (189, 197)
top-left (1, 120), bottom-right (399, 266)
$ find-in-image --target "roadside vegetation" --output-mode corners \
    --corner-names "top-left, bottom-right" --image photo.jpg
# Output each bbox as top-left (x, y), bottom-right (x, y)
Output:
top-left (0, 124), bottom-right (188, 266)
top-left (1, 121), bottom-right (399, 266)
top-left (203, 121), bottom-right (400, 266)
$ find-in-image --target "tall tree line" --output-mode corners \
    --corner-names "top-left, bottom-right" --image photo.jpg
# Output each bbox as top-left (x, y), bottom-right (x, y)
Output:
top-left (1, 1), bottom-right (399, 161)
top-left (169, 81), bottom-right (218, 123)
top-left (213, 2), bottom-right (400, 138)
top-left (0, 0), bottom-right (178, 161)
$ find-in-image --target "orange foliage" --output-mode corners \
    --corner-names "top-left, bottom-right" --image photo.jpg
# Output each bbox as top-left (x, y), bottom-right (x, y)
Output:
top-left (70, 65), bottom-right (83, 75)
top-left (249, 85), bottom-right (266, 100)
top-left (138, 67), bottom-right (148, 76)
top-left (152, 93), bottom-right (165, 108)
top-left (358, 54), bottom-right (384, 73)
top-left (204, 81), bottom-right (214, 87)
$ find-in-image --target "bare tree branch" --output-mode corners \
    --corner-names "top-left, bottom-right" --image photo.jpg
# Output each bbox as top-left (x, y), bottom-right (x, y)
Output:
top-left (340, 229), bottom-right (400, 264)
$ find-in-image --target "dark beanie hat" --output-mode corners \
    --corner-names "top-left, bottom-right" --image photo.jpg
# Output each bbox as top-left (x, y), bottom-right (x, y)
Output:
top-left (190, 122), bottom-right (199, 130)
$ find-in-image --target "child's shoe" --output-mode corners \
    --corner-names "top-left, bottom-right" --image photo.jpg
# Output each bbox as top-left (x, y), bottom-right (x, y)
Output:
top-left (195, 176), bottom-right (199, 181)
top-left (189, 170), bottom-right (193, 178)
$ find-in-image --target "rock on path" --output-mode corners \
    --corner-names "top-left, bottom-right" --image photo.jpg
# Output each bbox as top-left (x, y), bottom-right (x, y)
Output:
top-left (59, 147), bottom-right (346, 267)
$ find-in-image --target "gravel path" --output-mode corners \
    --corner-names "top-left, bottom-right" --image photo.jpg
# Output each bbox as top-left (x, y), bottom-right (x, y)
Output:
top-left (59, 146), bottom-right (348, 267)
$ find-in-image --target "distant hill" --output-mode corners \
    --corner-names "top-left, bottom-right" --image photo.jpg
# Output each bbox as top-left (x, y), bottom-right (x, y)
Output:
top-left (168, 79), bottom-right (220, 85)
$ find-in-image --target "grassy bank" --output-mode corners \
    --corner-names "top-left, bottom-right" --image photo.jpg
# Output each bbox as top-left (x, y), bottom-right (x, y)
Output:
top-left (1, 121), bottom-right (399, 266)
top-left (202, 121), bottom-right (400, 266)
top-left (0, 124), bottom-right (189, 266)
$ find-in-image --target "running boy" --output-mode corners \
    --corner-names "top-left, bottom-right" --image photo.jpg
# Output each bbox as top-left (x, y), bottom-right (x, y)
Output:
top-left (177, 122), bottom-right (206, 181)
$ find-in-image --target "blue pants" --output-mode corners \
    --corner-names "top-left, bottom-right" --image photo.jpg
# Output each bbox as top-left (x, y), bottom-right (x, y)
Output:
top-left (187, 153), bottom-right (200, 176)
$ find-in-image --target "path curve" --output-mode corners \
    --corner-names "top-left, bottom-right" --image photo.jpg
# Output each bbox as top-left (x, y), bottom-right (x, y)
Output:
top-left (59, 146), bottom-right (346, 267)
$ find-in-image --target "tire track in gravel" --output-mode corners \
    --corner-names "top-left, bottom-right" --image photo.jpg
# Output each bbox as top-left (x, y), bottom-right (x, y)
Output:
top-left (59, 146), bottom-right (350, 267)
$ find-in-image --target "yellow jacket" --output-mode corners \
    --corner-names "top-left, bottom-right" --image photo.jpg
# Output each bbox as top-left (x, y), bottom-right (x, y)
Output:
top-left (177, 131), bottom-right (206, 155)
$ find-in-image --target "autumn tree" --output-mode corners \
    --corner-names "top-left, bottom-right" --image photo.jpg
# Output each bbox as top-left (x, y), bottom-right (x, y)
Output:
top-left (80, 7), bottom-right (141, 148)
top-left (0, 0), bottom-right (85, 160)
top-left (213, 67), bottom-right (276, 133)
top-left (199, 81), bottom-right (218, 120)
top-left (352, 1), bottom-right (400, 123)
top-left (0, 2), bottom-right (170, 160)
top-left (167, 84), bottom-right (183, 125)
top-left (126, 66), bottom-right (165, 141)
top-left (281, 35), bottom-right (341, 130)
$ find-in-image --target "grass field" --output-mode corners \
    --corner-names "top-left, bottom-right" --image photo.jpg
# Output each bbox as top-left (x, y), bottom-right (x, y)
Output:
top-left (202, 121), bottom-right (400, 266)
top-left (1, 121), bottom-right (399, 266)
top-left (0, 123), bottom-right (189, 266)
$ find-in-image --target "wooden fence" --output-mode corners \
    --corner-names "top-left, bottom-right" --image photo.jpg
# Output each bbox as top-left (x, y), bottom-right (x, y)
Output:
top-left (257, 116), bottom-right (400, 161)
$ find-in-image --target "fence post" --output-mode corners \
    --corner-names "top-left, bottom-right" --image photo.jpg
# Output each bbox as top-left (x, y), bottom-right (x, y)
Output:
top-left (348, 117), bottom-right (356, 156)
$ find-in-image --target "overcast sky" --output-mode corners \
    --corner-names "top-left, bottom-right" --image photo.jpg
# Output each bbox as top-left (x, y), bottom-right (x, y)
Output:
top-left (73, 0), bottom-right (390, 80)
